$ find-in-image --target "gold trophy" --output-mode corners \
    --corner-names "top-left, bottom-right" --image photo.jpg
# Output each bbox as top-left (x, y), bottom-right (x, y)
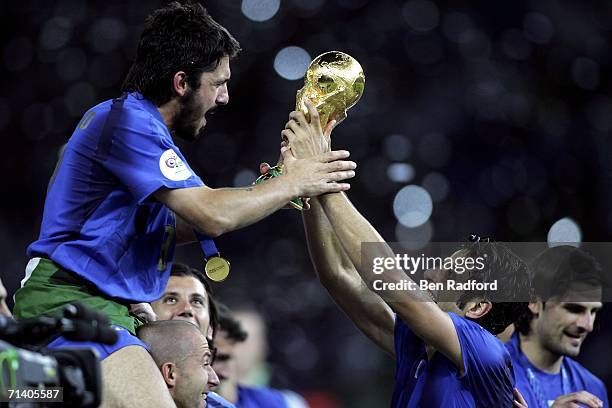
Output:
top-left (255, 51), bottom-right (366, 210)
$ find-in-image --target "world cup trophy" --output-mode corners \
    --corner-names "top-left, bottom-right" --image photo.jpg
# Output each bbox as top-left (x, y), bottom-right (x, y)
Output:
top-left (255, 51), bottom-right (366, 210)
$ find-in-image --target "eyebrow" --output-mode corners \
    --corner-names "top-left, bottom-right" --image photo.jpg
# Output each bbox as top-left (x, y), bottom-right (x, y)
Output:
top-left (564, 303), bottom-right (601, 311)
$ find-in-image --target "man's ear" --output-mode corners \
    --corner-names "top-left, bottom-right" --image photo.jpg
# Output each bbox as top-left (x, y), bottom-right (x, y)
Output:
top-left (172, 71), bottom-right (188, 97)
top-left (464, 300), bottom-right (492, 320)
top-left (528, 300), bottom-right (543, 317)
top-left (161, 362), bottom-right (177, 388)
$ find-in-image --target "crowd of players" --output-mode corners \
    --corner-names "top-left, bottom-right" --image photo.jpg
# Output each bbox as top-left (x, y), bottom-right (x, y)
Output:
top-left (1, 1), bottom-right (609, 407)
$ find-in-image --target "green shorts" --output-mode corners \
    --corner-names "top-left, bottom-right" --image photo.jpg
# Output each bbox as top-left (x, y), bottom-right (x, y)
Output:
top-left (14, 258), bottom-right (144, 335)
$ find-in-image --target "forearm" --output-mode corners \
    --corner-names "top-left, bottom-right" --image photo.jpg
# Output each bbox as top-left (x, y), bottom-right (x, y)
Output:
top-left (317, 193), bottom-right (428, 303)
top-left (158, 176), bottom-right (299, 238)
top-left (175, 212), bottom-right (197, 244)
top-left (302, 198), bottom-right (354, 284)
top-left (303, 197), bottom-right (395, 355)
top-left (318, 192), bottom-right (461, 365)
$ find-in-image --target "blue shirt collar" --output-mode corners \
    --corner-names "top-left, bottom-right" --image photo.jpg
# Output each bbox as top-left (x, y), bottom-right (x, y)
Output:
top-left (128, 92), bottom-right (166, 125)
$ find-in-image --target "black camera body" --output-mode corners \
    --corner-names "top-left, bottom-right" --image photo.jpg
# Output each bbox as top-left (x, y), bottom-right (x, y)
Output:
top-left (0, 304), bottom-right (117, 407)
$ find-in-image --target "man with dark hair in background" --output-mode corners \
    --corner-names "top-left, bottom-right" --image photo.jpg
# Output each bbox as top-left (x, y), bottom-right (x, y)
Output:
top-left (12, 2), bottom-right (355, 406)
top-left (138, 320), bottom-right (220, 408)
top-left (275, 106), bottom-right (531, 407)
top-left (214, 304), bottom-right (308, 408)
top-left (508, 245), bottom-right (608, 408)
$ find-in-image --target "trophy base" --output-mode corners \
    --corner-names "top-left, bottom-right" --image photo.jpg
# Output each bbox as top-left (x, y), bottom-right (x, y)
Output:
top-left (254, 165), bottom-right (305, 211)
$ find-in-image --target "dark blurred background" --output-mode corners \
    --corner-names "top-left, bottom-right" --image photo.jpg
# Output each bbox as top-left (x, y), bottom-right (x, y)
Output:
top-left (1, 0), bottom-right (611, 406)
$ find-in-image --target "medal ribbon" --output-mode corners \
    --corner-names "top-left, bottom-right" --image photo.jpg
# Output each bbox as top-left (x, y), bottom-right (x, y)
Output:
top-left (195, 231), bottom-right (220, 259)
top-left (526, 364), bottom-right (570, 408)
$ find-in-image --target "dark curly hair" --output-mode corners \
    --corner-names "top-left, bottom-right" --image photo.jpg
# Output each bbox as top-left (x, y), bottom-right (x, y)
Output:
top-left (170, 262), bottom-right (219, 339)
top-left (514, 245), bottom-right (602, 335)
top-left (122, 1), bottom-right (241, 105)
top-left (456, 240), bottom-right (532, 335)
top-left (216, 301), bottom-right (248, 342)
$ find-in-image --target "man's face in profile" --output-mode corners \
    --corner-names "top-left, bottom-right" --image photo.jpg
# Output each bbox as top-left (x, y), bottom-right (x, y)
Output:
top-left (532, 284), bottom-right (602, 357)
top-left (173, 56), bottom-right (231, 141)
top-left (173, 332), bottom-right (219, 408)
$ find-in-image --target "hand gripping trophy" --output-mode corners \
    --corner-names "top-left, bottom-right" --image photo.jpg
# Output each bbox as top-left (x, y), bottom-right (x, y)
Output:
top-left (255, 51), bottom-right (366, 210)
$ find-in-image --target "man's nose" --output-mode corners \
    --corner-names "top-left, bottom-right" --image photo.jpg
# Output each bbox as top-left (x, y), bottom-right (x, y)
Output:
top-left (207, 366), bottom-right (220, 388)
top-left (216, 85), bottom-right (229, 105)
top-left (576, 312), bottom-right (595, 333)
top-left (177, 300), bottom-right (193, 316)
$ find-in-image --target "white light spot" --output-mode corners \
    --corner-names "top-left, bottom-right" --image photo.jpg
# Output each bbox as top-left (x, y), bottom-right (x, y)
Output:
top-left (393, 185), bottom-right (433, 228)
top-left (387, 163), bottom-right (415, 183)
top-left (273, 46), bottom-right (311, 80)
top-left (547, 217), bottom-right (581, 247)
top-left (241, 0), bottom-right (280, 22)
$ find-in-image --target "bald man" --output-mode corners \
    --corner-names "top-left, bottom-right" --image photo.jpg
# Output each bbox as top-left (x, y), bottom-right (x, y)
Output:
top-left (138, 320), bottom-right (220, 408)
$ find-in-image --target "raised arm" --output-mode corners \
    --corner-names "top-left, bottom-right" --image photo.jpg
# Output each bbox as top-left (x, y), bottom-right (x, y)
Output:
top-left (318, 192), bottom-right (464, 372)
top-left (156, 147), bottom-right (356, 239)
top-left (282, 102), bottom-right (461, 368)
top-left (303, 196), bottom-right (395, 355)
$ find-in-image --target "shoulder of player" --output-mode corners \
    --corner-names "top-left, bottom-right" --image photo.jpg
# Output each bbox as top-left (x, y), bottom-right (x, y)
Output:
top-left (238, 386), bottom-right (286, 403)
top-left (72, 97), bottom-right (152, 131)
top-left (563, 357), bottom-right (607, 391)
top-left (451, 313), bottom-right (510, 362)
top-left (110, 97), bottom-right (172, 144)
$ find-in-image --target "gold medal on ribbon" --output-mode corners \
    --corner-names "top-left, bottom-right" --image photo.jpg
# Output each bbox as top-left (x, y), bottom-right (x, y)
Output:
top-left (204, 255), bottom-right (231, 282)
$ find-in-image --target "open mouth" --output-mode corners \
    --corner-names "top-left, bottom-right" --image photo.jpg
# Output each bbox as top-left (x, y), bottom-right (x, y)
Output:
top-left (563, 331), bottom-right (583, 345)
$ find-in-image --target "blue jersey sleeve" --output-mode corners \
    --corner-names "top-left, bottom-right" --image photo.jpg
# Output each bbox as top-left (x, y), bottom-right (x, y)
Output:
top-left (394, 315), bottom-right (426, 374)
top-left (102, 102), bottom-right (203, 203)
top-left (449, 313), bottom-right (515, 407)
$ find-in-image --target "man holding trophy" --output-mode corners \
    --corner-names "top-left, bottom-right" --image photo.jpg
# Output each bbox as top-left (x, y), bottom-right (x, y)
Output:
top-left (271, 52), bottom-right (530, 407)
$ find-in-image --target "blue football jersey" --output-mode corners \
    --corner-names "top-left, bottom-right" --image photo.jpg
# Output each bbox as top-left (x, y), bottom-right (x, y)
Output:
top-left (28, 93), bottom-right (203, 302)
top-left (392, 312), bottom-right (516, 407)
top-left (506, 332), bottom-right (609, 408)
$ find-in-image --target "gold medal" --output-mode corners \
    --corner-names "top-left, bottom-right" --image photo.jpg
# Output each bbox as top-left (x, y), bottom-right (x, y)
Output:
top-left (204, 255), bottom-right (231, 282)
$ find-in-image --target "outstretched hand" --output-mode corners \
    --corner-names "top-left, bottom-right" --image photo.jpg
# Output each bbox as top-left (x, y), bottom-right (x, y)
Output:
top-left (282, 100), bottom-right (337, 159)
top-left (260, 161), bottom-right (311, 210)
